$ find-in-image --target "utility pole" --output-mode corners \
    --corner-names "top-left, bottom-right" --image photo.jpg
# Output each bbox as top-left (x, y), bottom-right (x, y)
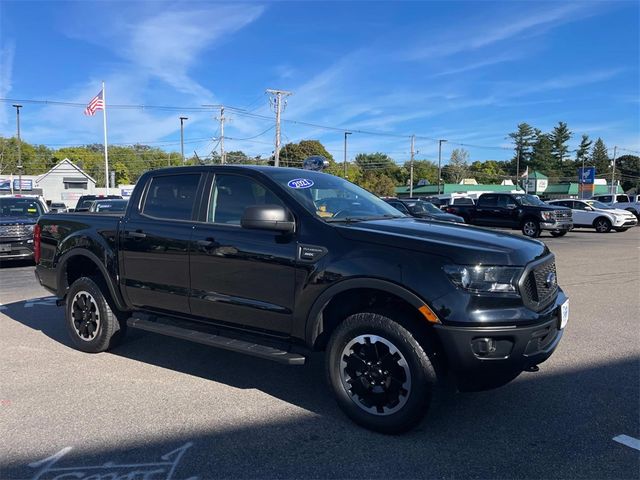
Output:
top-left (409, 135), bottom-right (415, 198)
top-left (217, 107), bottom-right (226, 164)
top-left (437, 139), bottom-right (447, 195)
top-left (266, 89), bottom-right (293, 167)
top-left (343, 131), bottom-right (352, 178)
top-left (12, 104), bottom-right (22, 193)
top-left (179, 116), bottom-right (188, 164)
top-left (611, 146), bottom-right (617, 195)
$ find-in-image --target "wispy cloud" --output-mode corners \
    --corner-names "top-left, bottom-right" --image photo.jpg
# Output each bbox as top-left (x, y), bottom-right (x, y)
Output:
top-left (124, 5), bottom-right (264, 98)
top-left (0, 41), bottom-right (15, 126)
top-left (406, 3), bottom-right (594, 61)
top-left (513, 69), bottom-right (625, 96)
top-left (431, 53), bottom-right (520, 77)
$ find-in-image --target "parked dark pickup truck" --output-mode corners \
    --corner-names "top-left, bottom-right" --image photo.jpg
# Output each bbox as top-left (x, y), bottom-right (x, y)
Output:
top-left (34, 166), bottom-right (569, 433)
top-left (445, 192), bottom-right (573, 238)
top-left (0, 195), bottom-right (48, 261)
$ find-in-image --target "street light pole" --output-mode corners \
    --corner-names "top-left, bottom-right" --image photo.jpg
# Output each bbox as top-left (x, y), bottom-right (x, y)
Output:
top-left (12, 104), bottom-right (22, 193)
top-left (437, 139), bottom-right (447, 195)
top-left (179, 116), bottom-right (188, 164)
top-left (409, 135), bottom-right (415, 198)
top-left (343, 131), bottom-right (352, 178)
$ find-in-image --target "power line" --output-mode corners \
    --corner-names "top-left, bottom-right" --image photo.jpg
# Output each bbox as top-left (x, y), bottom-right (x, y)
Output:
top-left (2, 96), bottom-right (639, 155)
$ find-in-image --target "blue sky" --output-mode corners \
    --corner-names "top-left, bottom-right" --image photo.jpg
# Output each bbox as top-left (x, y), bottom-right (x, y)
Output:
top-left (0, 0), bottom-right (638, 164)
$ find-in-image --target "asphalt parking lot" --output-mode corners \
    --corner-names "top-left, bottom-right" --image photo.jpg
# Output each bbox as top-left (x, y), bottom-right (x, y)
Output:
top-left (1, 227), bottom-right (638, 480)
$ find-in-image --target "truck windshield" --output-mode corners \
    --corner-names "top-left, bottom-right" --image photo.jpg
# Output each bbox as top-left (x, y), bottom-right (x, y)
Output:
top-left (0, 198), bottom-right (44, 217)
top-left (269, 171), bottom-right (406, 221)
top-left (513, 194), bottom-right (546, 207)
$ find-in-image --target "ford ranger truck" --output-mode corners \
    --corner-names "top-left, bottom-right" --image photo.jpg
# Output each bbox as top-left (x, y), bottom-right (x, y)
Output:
top-left (34, 166), bottom-right (569, 433)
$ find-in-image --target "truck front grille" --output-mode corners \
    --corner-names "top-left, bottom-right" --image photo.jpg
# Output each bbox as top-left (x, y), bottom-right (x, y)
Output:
top-left (520, 256), bottom-right (558, 312)
top-left (0, 224), bottom-right (32, 238)
top-left (554, 210), bottom-right (572, 219)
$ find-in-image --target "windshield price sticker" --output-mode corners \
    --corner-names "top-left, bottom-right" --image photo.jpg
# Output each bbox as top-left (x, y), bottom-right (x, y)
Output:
top-left (287, 178), bottom-right (314, 189)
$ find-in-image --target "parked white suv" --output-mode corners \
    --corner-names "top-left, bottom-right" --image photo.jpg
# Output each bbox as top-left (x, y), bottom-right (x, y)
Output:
top-left (548, 199), bottom-right (638, 233)
top-left (590, 194), bottom-right (640, 219)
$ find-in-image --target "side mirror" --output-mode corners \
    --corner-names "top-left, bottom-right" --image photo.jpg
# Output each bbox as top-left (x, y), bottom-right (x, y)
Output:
top-left (241, 204), bottom-right (295, 233)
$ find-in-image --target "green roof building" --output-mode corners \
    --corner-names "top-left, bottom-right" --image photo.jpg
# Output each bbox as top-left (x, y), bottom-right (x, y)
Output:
top-left (395, 183), bottom-right (523, 197)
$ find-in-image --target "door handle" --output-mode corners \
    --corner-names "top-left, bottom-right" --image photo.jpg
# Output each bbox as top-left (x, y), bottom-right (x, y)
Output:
top-left (125, 230), bottom-right (146, 239)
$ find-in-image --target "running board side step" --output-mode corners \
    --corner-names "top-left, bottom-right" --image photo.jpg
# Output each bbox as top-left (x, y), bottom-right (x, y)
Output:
top-left (127, 317), bottom-right (306, 366)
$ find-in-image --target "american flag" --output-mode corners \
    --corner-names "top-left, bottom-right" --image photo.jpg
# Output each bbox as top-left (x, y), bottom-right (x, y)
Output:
top-left (84, 89), bottom-right (104, 116)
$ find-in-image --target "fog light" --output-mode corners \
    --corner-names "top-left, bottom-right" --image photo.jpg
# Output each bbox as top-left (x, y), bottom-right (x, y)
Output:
top-left (471, 337), bottom-right (496, 356)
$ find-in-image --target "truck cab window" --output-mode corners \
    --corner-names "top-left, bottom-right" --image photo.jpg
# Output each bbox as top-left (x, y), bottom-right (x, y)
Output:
top-left (478, 195), bottom-right (497, 207)
top-left (142, 174), bottom-right (200, 220)
top-left (208, 174), bottom-right (284, 225)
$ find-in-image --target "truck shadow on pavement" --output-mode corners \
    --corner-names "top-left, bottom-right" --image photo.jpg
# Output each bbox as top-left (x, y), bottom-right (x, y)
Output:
top-left (2, 299), bottom-right (639, 479)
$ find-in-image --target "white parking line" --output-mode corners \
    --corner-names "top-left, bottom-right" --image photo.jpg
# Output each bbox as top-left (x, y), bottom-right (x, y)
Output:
top-left (613, 434), bottom-right (640, 451)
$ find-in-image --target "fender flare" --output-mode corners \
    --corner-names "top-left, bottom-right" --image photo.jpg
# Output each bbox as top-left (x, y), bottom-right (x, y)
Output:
top-left (304, 278), bottom-right (428, 347)
top-left (56, 248), bottom-right (129, 312)
top-left (592, 215), bottom-right (612, 228)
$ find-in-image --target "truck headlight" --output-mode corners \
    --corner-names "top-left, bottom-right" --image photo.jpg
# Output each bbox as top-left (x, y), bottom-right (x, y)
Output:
top-left (541, 211), bottom-right (554, 221)
top-left (444, 265), bottom-right (523, 294)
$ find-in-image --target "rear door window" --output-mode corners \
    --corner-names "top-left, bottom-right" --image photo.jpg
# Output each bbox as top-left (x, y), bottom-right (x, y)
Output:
top-left (142, 174), bottom-right (201, 220)
top-left (478, 195), bottom-right (497, 207)
top-left (616, 195), bottom-right (629, 202)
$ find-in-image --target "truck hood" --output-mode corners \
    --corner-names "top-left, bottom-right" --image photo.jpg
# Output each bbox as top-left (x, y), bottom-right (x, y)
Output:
top-left (335, 217), bottom-right (548, 266)
top-left (0, 216), bottom-right (37, 226)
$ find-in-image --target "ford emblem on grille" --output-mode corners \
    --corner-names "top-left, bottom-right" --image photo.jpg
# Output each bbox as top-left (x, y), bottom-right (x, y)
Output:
top-left (545, 272), bottom-right (557, 288)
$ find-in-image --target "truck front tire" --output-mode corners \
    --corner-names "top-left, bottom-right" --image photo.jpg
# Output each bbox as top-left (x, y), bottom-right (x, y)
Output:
top-left (65, 276), bottom-right (126, 353)
top-left (522, 219), bottom-right (541, 238)
top-left (326, 312), bottom-right (436, 434)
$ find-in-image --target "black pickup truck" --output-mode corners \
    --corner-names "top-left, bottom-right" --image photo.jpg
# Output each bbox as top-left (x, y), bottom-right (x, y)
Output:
top-left (445, 192), bottom-right (573, 238)
top-left (34, 165), bottom-right (569, 433)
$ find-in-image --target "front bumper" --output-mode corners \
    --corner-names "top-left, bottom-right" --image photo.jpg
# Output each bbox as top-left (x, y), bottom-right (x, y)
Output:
top-left (613, 217), bottom-right (638, 228)
top-left (540, 219), bottom-right (573, 231)
top-left (434, 289), bottom-right (567, 390)
top-left (0, 238), bottom-right (34, 260)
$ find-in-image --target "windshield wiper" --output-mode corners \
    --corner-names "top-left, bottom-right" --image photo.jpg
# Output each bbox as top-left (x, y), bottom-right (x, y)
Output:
top-left (325, 217), bottom-right (364, 223)
top-left (326, 214), bottom-right (405, 223)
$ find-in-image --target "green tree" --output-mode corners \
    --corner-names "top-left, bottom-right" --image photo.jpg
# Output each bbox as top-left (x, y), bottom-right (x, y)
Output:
top-left (575, 134), bottom-right (592, 164)
top-left (550, 121), bottom-right (572, 166)
top-left (508, 122), bottom-right (536, 169)
top-left (278, 140), bottom-right (334, 167)
top-left (354, 152), bottom-right (395, 171)
top-left (530, 130), bottom-right (554, 173)
top-left (591, 138), bottom-right (610, 175)
top-left (112, 162), bottom-right (131, 185)
top-left (359, 171), bottom-right (396, 196)
top-left (326, 161), bottom-right (362, 182)
top-left (616, 154), bottom-right (639, 192)
top-left (225, 150), bottom-right (250, 164)
top-left (469, 160), bottom-right (507, 184)
top-left (403, 160), bottom-right (437, 186)
top-left (442, 148), bottom-right (469, 183)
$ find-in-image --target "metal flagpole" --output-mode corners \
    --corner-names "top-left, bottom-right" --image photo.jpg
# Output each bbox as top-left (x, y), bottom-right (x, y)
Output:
top-left (102, 81), bottom-right (109, 194)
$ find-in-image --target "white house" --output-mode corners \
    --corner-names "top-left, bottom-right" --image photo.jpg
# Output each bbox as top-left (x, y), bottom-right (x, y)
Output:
top-left (35, 159), bottom-right (98, 207)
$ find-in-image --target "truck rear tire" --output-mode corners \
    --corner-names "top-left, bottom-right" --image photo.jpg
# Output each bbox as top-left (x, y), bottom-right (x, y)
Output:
top-left (522, 219), bottom-right (541, 238)
top-left (325, 311), bottom-right (436, 434)
top-left (65, 276), bottom-right (126, 353)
